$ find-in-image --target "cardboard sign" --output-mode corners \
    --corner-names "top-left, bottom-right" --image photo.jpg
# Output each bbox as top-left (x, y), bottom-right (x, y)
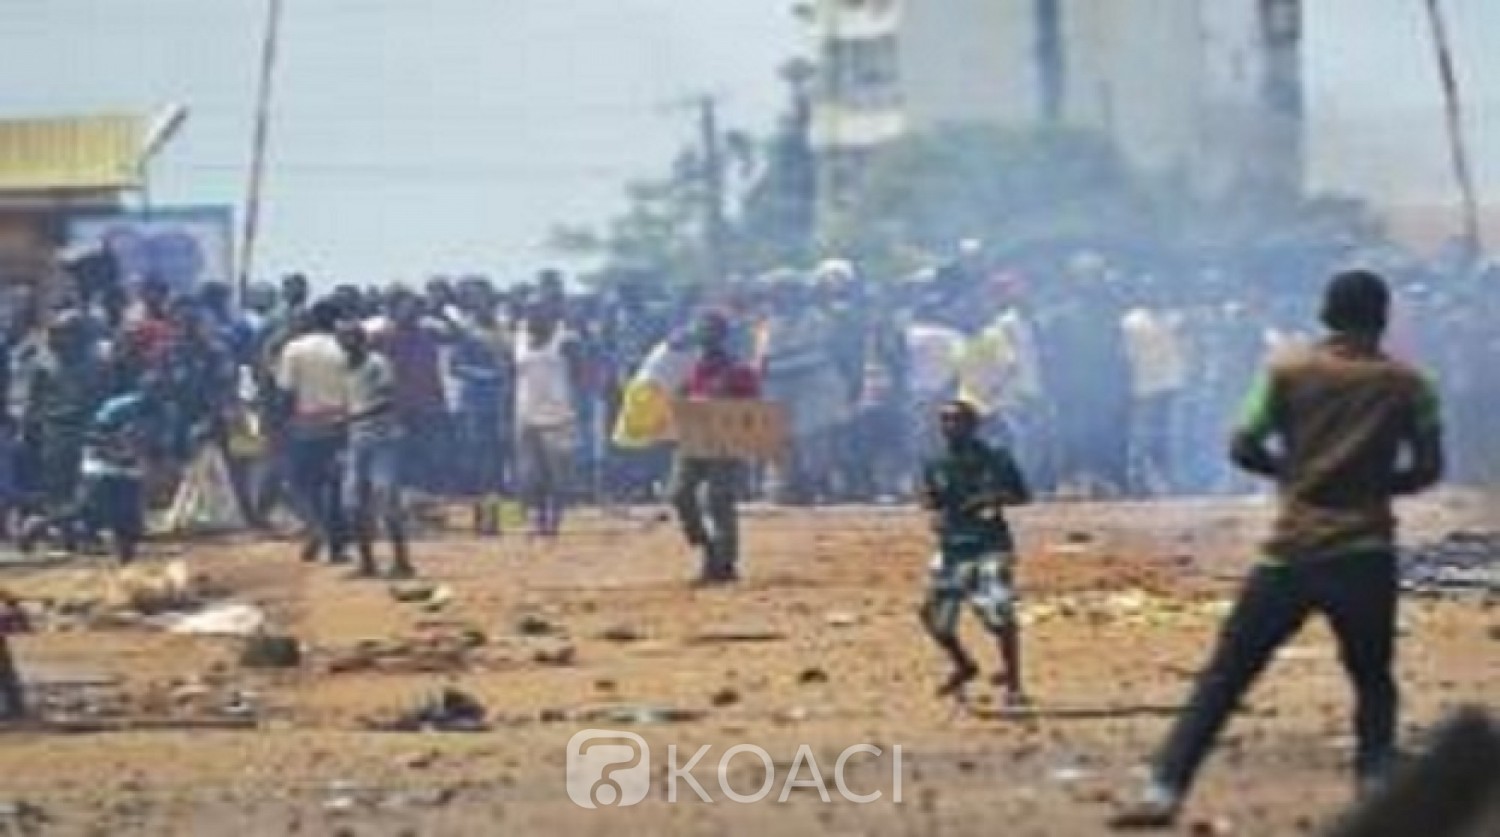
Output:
top-left (671, 399), bottom-right (788, 461)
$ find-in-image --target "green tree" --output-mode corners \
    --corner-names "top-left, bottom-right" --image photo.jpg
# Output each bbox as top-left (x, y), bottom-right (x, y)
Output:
top-left (822, 123), bottom-right (1168, 276)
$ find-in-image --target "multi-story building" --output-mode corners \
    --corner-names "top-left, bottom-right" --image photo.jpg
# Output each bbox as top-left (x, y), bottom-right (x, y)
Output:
top-left (804, 0), bottom-right (1304, 204)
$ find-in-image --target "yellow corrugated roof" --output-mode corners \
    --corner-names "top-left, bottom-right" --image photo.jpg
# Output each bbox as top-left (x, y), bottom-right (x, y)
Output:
top-left (0, 114), bottom-right (145, 193)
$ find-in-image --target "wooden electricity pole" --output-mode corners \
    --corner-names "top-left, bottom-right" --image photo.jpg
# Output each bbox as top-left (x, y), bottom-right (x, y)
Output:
top-left (239, 0), bottom-right (284, 300)
top-left (698, 95), bottom-right (730, 283)
top-left (1422, 0), bottom-right (1484, 255)
top-left (0, 634), bottom-right (23, 719)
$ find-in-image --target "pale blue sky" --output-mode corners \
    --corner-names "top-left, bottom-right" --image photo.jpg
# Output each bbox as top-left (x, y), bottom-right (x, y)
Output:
top-left (1, 1), bottom-right (1494, 282)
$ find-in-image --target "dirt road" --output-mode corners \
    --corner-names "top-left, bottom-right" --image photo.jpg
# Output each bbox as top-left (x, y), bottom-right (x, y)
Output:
top-left (0, 494), bottom-right (1494, 835)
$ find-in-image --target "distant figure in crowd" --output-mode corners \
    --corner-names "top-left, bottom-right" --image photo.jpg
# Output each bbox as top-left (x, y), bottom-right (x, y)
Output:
top-left (1112, 271), bottom-right (1445, 829)
top-left (513, 307), bottom-right (578, 537)
top-left (670, 310), bottom-right (761, 584)
top-left (449, 279), bottom-right (513, 536)
top-left (24, 312), bottom-right (106, 532)
top-left (74, 374), bottom-right (161, 564)
top-left (378, 291), bottom-right (450, 496)
top-left (919, 398), bottom-right (1031, 707)
top-left (338, 321), bottom-right (414, 579)
top-left (1120, 297), bottom-right (1187, 495)
top-left (276, 300), bottom-right (349, 564)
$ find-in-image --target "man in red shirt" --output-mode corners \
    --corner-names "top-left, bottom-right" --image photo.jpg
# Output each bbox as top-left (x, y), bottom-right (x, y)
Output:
top-left (670, 310), bottom-right (760, 584)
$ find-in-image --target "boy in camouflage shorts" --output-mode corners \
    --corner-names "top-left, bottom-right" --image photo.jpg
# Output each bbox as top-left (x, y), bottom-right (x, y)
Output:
top-left (919, 399), bottom-right (1031, 706)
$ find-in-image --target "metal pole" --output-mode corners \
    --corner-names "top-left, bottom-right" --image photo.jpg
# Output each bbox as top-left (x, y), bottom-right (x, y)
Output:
top-left (1422, 0), bottom-right (1484, 255)
top-left (239, 0), bottom-right (284, 301)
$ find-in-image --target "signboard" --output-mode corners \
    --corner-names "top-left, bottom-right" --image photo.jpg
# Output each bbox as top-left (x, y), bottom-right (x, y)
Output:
top-left (67, 206), bottom-right (234, 293)
top-left (671, 399), bottom-right (788, 462)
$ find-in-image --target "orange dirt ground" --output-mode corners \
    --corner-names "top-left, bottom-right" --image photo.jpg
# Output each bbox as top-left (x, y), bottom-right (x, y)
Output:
top-left (0, 493), bottom-right (1495, 836)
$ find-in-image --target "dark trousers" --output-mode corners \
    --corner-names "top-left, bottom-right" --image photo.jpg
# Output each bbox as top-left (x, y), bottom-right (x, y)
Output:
top-left (79, 474), bottom-right (144, 562)
top-left (289, 431), bottom-right (346, 559)
top-left (669, 456), bottom-right (742, 575)
top-left (1155, 551), bottom-right (1399, 793)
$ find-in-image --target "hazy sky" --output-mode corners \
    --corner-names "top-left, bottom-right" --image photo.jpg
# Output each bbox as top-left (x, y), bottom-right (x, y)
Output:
top-left (0, 0), bottom-right (1494, 282)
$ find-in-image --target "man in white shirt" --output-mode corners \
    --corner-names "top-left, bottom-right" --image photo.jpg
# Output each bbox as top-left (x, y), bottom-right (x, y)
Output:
top-left (1121, 303), bottom-right (1187, 496)
top-left (276, 300), bottom-right (350, 563)
top-left (513, 307), bottom-right (579, 537)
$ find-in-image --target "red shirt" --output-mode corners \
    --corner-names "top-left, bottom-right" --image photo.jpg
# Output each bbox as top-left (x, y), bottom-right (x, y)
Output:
top-left (126, 316), bottom-right (177, 367)
top-left (682, 353), bottom-right (760, 399)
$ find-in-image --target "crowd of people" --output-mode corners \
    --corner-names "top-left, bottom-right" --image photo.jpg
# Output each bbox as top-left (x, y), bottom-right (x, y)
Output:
top-left (0, 238), bottom-right (1494, 569)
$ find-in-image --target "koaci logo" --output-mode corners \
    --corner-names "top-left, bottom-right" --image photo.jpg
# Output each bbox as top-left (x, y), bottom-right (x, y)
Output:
top-left (566, 730), bottom-right (904, 808)
top-left (566, 729), bottom-right (652, 808)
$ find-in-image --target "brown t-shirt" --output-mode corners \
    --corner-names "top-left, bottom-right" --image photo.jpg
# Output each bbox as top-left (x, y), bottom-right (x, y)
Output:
top-left (1241, 336), bottom-right (1441, 561)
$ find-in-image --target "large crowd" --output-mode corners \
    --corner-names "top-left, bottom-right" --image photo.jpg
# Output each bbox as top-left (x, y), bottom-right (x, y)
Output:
top-left (1, 239), bottom-right (1496, 566)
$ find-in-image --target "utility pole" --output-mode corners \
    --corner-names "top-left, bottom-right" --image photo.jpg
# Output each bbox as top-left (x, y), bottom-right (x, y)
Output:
top-left (239, 0), bottom-right (284, 302)
top-left (1033, 0), bottom-right (1065, 122)
top-left (697, 95), bottom-right (730, 282)
top-left (0, 632), bottom-right (23, 720)
top-left (1422, 0), bottom-right (1484, 256)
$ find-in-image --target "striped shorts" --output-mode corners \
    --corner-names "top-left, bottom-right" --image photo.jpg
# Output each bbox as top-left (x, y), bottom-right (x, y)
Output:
top-left (921, 551), bottom-right (1017, 637)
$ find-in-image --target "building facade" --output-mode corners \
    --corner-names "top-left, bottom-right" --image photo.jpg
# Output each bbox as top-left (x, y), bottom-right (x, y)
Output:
top-left (805, 0), bottom-right (1304, 204)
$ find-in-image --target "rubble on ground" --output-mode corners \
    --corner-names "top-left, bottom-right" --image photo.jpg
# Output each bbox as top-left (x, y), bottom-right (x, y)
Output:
top-left (1020, 589), bottom-right (1231, 628)
top-left (1400, 531), bottom-right (1500, 595)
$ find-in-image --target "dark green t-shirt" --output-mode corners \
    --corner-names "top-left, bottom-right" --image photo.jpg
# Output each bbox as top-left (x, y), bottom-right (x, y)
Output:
top-left (921, 438), bottom-right (1029, 560)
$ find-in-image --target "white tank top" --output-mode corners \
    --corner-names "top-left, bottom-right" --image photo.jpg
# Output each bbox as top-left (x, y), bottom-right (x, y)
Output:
top-left (514, 332), bottom-right (575, 427)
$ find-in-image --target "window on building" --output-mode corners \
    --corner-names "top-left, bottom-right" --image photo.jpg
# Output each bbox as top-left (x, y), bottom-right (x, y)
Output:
top-left (819, 34), bottom-right (900, 109)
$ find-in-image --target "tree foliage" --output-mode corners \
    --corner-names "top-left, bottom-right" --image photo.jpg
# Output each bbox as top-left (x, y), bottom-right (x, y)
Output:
top-left (554, 118), bottom-right (1381, 286)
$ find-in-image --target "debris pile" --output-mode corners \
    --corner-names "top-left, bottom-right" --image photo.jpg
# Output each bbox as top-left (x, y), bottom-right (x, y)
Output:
top-left (1021, 589), bottom-right (1230, 629)
top-left (321, 628), bottom-right (487, 675)
top-left (1400, 531), bottom-right (1500, 596)
top-left (363, 687), bottom-right (489, 732)
top-left (12, 561), bottom-right (234, 632)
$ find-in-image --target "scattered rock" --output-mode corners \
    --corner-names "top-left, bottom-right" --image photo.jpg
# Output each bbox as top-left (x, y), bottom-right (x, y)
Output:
top-left (169, 683), bottom-right (212, 706)
top-left (774, 705), bottom-right (810, 724)
top-left (1048, 766), bottom-right (1092, 784)
top-left (389, 583), bottom-right (437, 604)
top-left (797, 667), bottom-right (829, 685)
top-left (401, 787), bottom-right (455, 808)
top-left (825, 612), bottom-right (862, 628)
top-left (220, 691), bottom-right (258, 718)
top-left (423, 586), bottom-right (454, 611)
top-left (587, 704), bottom-right (706, 725)
top-left (240, 634), bottom-right (303, 669)
top-left (538, 707), bottom-right (571, 723)
top-left (599, 624), bottom-right (644, 643)
top-left (515, 614), bottom-right (559, 636)
top-left (400, 750), bottom-right (440, 770)
top-left (458, 628), bottom-right (488, 648)
top-left (1488, 624), bottom-right (1500, 642)
top-left (1188, 815), bottom-right (1234, 836)
top-left (1400, 531), bottom-right (1500, 595)
top-left (687, 625), bottom-right (787, 645)
top-left (367, 687), bottom-right (489, 732)
top-left (0, 800), bottom-right (46, 824)
top-left (165, 602), bottom-right (267, 636)
top-left (593, 678), bottom-right (617, 693)
top-left (710, 687), bottom-right (741, 707)
top-left (322, 796), bottom-right (361, 816)
top-left (532, 643), bottom-right (577, 667)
